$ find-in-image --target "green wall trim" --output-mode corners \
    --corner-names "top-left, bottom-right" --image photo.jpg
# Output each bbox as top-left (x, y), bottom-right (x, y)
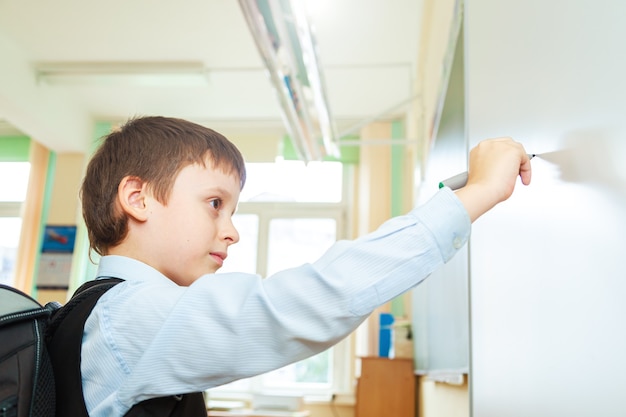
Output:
top-left (281, 134), bottom-right (360, 164)
top-left (69, 122), bottom-right (112, 292)
top-left (332, 135), bottom-right (360, 164)
top-left (92, 122), bottom-right (113, 151)
top-left (390, 120), bottom-right (405, 218)
top-left (0, 136), bottom-right (30, 162)
top-left (30, 151), bottom-right (57, 295)
top-left (280, 134), bottom-right (298, 160)
top-left (390, 119), bottom-right (406, 318)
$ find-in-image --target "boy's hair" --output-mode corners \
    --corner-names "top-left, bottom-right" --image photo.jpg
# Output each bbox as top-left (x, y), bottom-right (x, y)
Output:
top-left (81, 116), bottom-right (247, 256)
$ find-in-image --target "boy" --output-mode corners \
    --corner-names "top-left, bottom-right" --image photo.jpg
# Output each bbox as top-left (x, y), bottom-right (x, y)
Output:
top-left (77, 116), bottom-right (532, 416)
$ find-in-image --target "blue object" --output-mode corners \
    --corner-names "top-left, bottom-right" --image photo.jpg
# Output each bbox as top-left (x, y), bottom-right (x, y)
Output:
top-left (378, 313), bottom-right (395, 358)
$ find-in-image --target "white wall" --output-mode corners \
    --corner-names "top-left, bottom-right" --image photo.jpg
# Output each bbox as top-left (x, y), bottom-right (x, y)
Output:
top-left (466, 1), bottom-right (626, 416)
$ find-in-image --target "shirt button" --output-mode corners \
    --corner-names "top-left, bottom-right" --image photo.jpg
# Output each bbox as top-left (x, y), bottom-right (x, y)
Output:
top-left (453, 236), bottom-right (464, 249)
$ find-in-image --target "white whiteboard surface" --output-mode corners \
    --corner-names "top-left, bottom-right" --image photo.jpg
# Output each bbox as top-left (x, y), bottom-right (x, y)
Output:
top-left (466, 1), bottom-right (626, 416)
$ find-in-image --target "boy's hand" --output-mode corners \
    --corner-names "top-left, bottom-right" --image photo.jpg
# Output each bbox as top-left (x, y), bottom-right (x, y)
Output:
top-left (455, 137), bottom-right (532, 222)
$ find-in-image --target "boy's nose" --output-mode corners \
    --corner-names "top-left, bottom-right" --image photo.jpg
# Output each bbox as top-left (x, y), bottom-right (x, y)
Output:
top-left (223, 219), bottom-right (239, 245)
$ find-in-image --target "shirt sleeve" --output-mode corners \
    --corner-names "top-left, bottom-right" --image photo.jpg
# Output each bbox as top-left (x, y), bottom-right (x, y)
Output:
top-left (85, 187), bottom-right (470, 416)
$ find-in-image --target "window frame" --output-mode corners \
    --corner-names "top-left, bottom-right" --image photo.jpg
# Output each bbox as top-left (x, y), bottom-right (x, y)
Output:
top-left (0, 160), bottom-right (31, 288)
top-left (0, 204), bottom-right (23, 286)
top-left (0, 201), bottom-right (22, 217)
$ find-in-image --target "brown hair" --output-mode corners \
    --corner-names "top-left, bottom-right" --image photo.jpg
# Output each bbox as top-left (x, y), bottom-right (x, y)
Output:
top-left (80, 116), bottom-right (246, 256)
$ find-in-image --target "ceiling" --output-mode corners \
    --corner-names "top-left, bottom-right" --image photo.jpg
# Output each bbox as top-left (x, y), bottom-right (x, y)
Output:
top-left (0, 0), bottom-right (422, 154)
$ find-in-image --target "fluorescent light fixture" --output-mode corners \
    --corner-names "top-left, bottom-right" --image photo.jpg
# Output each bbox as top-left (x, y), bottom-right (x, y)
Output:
top-left (34, 61), bottom-right (210, 86)
top-left (239, 0), bottom-right (339, 161)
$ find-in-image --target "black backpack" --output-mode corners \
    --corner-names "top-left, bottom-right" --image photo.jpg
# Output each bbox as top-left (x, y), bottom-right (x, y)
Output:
top-left (0, 283), bottom-right (59, 417)
top-left (0, 279), bottom-right (205, 417)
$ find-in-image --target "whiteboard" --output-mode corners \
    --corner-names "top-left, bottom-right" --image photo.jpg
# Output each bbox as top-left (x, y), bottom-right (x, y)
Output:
top-left (466, 1), bottom-right (626, 416)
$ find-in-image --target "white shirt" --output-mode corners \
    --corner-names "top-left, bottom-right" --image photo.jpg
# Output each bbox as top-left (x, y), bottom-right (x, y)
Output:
top-left (81, 188), bottom-right (470, 417)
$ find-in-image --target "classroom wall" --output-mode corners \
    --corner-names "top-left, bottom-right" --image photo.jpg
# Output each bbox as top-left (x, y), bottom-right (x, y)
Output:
top-left (465, 1), bottom-right (626, 416)
top-left (412, 21), bottom-right (470, 417)
top-left (36, 152), bottom-right (86, 304)
top-left (412, 0), bottom-right (470, 416)
top-left (414, 0), bottom-right (461, 175)
top-left (12, 139), bottom-right (49, 293)
top-left (46, 153), bottom-right (84, 225)
top-left (418, 375), bottom-right (468, 417)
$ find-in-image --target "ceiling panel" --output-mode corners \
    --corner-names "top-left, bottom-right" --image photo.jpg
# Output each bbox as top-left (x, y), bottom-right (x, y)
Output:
top-left (0, 0), bottom-right (421, 152)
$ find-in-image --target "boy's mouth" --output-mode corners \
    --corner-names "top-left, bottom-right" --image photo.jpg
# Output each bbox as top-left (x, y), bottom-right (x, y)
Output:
top-left (210, 252), bottom-right (227, 267)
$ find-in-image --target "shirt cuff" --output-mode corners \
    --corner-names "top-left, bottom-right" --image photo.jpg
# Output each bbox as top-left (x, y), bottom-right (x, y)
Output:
top-left (410, 187), bottom-right (471, 262)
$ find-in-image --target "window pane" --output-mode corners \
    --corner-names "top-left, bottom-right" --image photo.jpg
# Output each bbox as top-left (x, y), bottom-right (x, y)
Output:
top-left (240, 161), bottom-right (342, 203)
top-left (264, 217), bottom-right (337, 388)
top-left (218, 214), bottom-right (259, 275)
top-left (263, 349), bottom-right (332, 388)
top-left (0, 217), bottom-right (22, 286)
top-left (266, 218), bottom-right (336, 275)
top-left (0, 162), bottom-right (30, 201)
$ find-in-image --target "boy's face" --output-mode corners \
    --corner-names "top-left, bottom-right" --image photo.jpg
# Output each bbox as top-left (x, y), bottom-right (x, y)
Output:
top-left (140, 161), bottom-right (241, 286)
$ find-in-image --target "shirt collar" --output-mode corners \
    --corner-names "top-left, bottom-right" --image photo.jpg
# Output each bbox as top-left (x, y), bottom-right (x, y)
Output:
top-left (96, 255), bottom-right (178, 287)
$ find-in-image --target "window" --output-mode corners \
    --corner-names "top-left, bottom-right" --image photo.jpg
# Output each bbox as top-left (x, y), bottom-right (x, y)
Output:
top-left (212, 160), bottom-right (351, 400)
top-left (239, 160), bottom-right (343, 204)
top-left (0, 162), bottom-right (31, 286)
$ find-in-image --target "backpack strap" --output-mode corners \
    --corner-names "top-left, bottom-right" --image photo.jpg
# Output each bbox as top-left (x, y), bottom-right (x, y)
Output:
top-left (124, 392), bottom-right (207, 417)
top-left (46, 278), bottom-right (206, 417)
top-left (46, 278), bottom-right (124, 417)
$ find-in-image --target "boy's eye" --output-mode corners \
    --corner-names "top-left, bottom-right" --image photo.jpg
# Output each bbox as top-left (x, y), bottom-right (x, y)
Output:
top-left (209, 199), bottom-right (222, 210)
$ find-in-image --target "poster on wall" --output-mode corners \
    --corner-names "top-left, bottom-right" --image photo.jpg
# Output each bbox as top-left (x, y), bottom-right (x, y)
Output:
top-left (37, 225), bottom-right (76, 289)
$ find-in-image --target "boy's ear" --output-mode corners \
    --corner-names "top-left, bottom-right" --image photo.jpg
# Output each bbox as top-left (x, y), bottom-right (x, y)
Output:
top-left (117, 176), bottom-right (150, 222)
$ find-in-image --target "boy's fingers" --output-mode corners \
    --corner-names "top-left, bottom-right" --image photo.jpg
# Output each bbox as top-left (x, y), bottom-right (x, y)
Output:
top-left (519, 153), bottom-right (533, 185)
